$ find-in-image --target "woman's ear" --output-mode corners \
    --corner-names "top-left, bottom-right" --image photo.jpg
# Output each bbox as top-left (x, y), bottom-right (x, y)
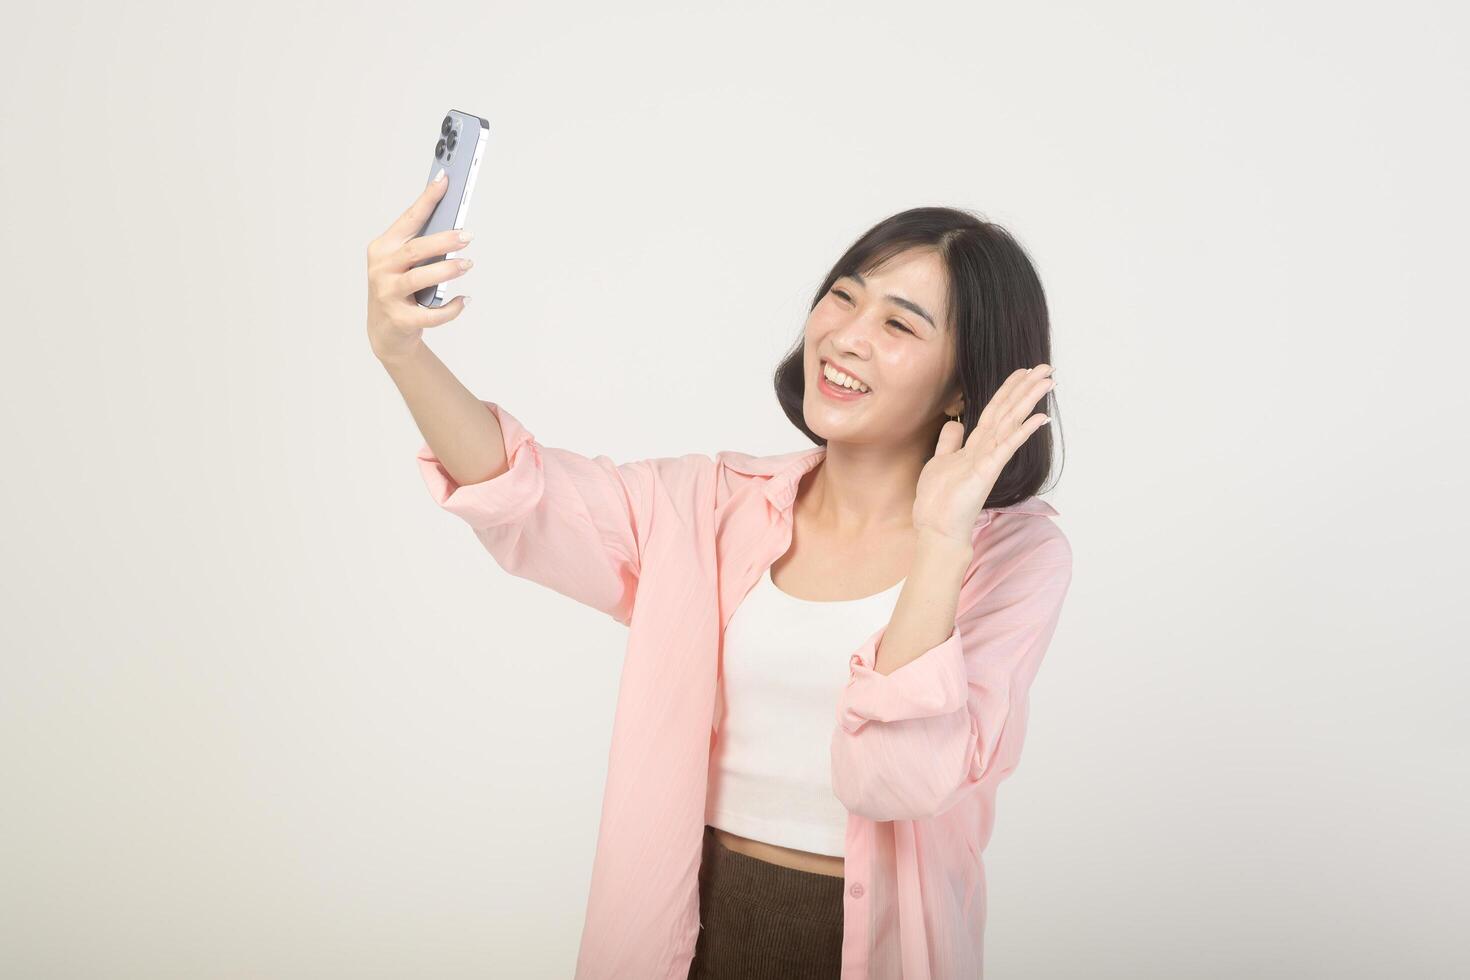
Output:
top-left (944, 381), bottom-right (965, 418)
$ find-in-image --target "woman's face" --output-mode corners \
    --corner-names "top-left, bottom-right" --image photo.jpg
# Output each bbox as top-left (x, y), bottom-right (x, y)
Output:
top-left (803, 247), bottom-right (961, 445)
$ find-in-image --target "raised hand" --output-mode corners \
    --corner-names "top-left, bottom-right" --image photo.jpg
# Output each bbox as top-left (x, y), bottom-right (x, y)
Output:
top-left (365, 169), bottom-right (475, 363)
top-left (912, 365), bottom-right (1056, 545)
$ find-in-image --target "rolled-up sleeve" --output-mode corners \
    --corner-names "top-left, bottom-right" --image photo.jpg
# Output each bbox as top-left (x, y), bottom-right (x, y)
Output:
top-left (829, 534), bottom-right (1073, 821)
top-left (416, 400), bottom-right (658, 626)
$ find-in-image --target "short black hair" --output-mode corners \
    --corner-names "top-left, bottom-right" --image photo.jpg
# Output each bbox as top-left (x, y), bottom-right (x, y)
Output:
top-left (772, 206), bottom-right (1062, 508)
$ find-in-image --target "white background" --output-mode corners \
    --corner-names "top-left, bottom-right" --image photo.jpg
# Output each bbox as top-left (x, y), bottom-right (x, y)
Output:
top-left (2, 1), bottom-right (1466, 976)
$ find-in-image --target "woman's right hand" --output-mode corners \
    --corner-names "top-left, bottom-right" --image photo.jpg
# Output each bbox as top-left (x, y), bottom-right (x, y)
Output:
top-left (365, 171), bottom-right (474, 362)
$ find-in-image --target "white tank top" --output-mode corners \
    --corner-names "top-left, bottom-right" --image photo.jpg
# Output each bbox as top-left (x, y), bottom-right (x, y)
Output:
top-left (705, 564), bottom-right (906, 857)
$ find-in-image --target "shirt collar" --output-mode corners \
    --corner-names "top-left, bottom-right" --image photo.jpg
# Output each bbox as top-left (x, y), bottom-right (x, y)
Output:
top-left (722, 445), bottom-right (1060, 522)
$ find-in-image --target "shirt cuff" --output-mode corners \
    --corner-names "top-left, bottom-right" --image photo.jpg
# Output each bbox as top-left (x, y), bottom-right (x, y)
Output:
top-left (836, 623), bottom-right (970, 732)
top-left (415, 400), bottom-right (546, 529)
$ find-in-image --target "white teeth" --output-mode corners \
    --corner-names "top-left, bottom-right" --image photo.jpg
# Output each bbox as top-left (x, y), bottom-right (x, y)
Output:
top-left (823, 362), bottom-right (870, 392)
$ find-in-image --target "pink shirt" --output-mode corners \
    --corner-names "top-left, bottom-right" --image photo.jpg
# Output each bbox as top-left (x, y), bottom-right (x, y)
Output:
top-left (417, 400), bottom-right (1073, 979)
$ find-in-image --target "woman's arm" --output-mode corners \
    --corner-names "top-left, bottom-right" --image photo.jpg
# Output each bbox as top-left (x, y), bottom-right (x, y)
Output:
top-left (368, 180), bottom-right (667, 626)
top-left (385, 345), bottom-right (666, 627)
top-left (829, 528), bottom-right (1073, 821)
top-left (380, 341), bottom-right (510, 488)
top-left (869, 529), bottom-right (974, 676)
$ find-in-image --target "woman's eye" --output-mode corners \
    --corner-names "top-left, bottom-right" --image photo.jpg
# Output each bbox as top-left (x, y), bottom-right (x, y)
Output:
top-left (831, 288), bottom-right (914, 335)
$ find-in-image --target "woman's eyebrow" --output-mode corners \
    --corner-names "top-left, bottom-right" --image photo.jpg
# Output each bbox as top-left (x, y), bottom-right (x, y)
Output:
top-left (845, 272), bottom-right (937, 331)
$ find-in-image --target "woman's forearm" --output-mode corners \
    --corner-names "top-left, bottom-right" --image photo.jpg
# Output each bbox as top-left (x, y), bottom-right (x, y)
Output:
top-left (379, 342), bottom-right (508, 488)
top-left (870, 529), bottom-right (975, 676)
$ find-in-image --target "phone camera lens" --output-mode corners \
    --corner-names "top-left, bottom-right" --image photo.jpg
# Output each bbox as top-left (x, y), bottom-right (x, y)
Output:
top-left (441, 116), bottom-right (453, 135)
top-left (435, 139), bottom-right (446, 158)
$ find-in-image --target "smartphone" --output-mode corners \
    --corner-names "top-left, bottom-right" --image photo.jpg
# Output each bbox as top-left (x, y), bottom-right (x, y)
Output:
top-left (413, 109), bottom-right (490, 308)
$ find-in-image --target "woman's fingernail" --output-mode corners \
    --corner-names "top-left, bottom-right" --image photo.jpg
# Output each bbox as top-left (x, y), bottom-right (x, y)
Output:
top-left (434, 167), bottom-right (446, 182)
top-left (458, 230), bottom-right (474, 243)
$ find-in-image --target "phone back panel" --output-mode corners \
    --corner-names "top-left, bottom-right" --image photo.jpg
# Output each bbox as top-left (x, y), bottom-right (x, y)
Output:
top-left (413, 110), bottom-right (490, 308)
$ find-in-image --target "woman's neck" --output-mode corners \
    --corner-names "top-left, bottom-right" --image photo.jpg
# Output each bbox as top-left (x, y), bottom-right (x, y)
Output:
top-left (800, 446), bottom-right (926, 537)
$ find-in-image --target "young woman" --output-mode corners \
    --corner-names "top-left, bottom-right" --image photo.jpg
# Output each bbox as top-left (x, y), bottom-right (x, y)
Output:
top-left (368, 175), bottom-right (1070, 979)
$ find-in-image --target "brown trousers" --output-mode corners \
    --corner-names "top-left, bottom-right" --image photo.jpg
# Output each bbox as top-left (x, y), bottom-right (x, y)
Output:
top-left (687, 824), bottom-right (845, 980)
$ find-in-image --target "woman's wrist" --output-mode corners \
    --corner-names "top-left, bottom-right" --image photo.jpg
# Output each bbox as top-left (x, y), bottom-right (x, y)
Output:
top-left (915, 526), bottom-right (975, 575)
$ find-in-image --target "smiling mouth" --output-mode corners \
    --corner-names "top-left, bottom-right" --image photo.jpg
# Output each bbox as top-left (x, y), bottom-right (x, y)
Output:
top-left (819, 359), bottom-right (872, 396)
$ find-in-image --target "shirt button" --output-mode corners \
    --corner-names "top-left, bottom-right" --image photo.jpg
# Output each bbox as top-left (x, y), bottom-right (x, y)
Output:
top-left (849, 882), bottom-right (865, 899)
